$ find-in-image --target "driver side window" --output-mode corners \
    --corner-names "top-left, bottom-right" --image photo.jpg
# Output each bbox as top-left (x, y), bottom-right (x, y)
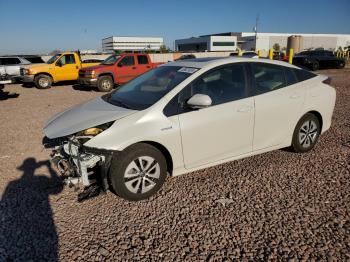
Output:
top-left (119, 56), bottom-right (135, 66)
top-left (163, 63), bottom-right (247, 117)
top-left (59, 54), bottom-right (75, 65)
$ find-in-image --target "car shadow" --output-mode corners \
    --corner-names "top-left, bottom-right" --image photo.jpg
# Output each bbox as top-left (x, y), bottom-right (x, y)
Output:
top-left (72, 83), bottom-right (96, 92)
top-left (0, 158), bottom-right (63, 261)
top-left (0, 88), bottom-right (20, 100)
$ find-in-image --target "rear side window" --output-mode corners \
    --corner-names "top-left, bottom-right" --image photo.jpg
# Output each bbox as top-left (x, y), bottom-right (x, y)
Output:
top-left (137, 55), bottom-right (149, 65)
top-left (293, 69), bottom-right (316, 82)
top-left (251, 63), bottom-right (286, 95)
top-left (119, 56), bottom-right (135, 66)
top-left (284, 68), bottom-right (298, 85)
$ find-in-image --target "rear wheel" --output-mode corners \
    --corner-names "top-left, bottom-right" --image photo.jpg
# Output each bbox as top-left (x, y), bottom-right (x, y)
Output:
top-left (109, 143), bottom-right (167, 201)
top-left (291, 113), bottom-right (321, 153)
top-left (97, 75), bottom-right (113, 92)
top-left (35, 74), bottom-right (52, 89)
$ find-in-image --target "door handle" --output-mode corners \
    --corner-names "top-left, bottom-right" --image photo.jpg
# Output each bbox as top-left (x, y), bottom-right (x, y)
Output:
top-left (76, 66), bottom-right (79, 69)
top-left (237, 106), bottom-right (251, 112)
top-left (290, 94), bottom-right (300, 99)
top-left (146, 66), bottom-right (151, 68)
top-left (132, 67), bottom-right (136, 69)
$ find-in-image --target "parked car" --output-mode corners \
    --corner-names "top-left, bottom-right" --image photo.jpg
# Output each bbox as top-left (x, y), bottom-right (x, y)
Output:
top-left (20, 55), bottom-right (45, 64)
top-left (78, 53), bottom-right (163, 92)
top-left (293, 50), bottom-right (346, 71)
top-left (175, 54), bottom-right (196, 61)
top-left (44, 57), bottom-right (336, 201)
top-left (20, 52), bottom-right (100, 89)
top-left (230, 51), bottom-right (259, 58)
top-left (0, 56), bottom-right (31, 81)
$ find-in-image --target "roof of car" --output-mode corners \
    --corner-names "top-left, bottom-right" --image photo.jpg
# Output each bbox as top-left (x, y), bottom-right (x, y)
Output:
top-left (168, 56), bottom-right (299, 69)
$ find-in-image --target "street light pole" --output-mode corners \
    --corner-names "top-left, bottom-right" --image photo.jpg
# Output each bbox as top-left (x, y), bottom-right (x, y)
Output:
top-left (254, 14), bottom-right (259, 51)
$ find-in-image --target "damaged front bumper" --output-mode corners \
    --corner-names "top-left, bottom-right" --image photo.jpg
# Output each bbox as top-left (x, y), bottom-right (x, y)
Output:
top-left (50, 136), bottom-right (114, 190)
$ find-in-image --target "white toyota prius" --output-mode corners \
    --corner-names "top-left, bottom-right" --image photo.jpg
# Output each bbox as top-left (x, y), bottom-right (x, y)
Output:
top-left (44, 57), bottom-right (336, 201)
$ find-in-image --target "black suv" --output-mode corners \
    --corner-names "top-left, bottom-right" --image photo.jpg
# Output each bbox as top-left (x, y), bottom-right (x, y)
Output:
top-left (293, 50), bottom-right (345, 71)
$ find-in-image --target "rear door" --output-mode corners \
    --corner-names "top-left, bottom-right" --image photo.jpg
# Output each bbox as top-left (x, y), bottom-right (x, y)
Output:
top-left (115, 55), bottom-right (137, 83)
top-left (251, 63), bottom-right (306, 151)
top-left (54, 54), bottom-right (79, 81)
top-left (136, 55), bottom-right (152, 74)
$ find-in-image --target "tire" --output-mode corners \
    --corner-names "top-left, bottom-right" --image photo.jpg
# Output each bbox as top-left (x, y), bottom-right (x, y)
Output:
top-left (336, 61), bottom-right (345, 69)
top-left (311, 61), bottom-right (319, 71)
top-left (97, 75), bottom-right (113, 92)
top-left (109, 143), bottom-right (167, 201)
top-left (35, 74), bottom-right (52, 89)
top-left (291, 113), bottom-right (321, 153)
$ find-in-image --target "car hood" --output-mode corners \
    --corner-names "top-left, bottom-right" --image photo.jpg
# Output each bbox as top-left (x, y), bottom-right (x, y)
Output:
top-left (44, 96), bottom-right (137, 139)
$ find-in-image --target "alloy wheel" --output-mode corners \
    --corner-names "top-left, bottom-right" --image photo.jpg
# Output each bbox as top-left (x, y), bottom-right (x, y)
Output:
top-left (124, 156), bottom-right (160, 194)
top-left (298, 120), bottom-right (318, 148)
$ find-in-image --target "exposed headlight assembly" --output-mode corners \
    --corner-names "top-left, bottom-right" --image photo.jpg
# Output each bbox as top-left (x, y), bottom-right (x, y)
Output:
top-left (78, 122), bottom-right (114, 137)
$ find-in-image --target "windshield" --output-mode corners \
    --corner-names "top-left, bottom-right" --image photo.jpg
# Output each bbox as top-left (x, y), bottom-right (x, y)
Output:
top-left (102, 55), bottom-right (120, 65)
top-left (46, 54), bottom-right (61, 64)
top-left (106, 66), bottom-right (197, 110)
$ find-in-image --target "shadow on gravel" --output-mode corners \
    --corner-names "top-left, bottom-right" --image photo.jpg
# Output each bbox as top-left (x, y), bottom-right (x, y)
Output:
top-left (72, 83), bottom-right (96, 92)
top-left (0, 89), bottom-right (19, 100)
top-left (0, 158), bottom-right (63, 261)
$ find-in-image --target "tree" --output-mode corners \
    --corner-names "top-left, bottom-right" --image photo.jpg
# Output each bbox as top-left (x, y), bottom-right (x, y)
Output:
top-left (272, 43), bottom-right (280, 51)
top-left (159, 45), bottom-right (171, 53)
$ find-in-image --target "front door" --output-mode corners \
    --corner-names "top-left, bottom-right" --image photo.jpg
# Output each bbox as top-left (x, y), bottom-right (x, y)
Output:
top-left (177, 63), bottom-right (254, 169)
top-left (115, 55), bottom-right (137, 84)
top-left (54, 54), bottom-right (79, 81)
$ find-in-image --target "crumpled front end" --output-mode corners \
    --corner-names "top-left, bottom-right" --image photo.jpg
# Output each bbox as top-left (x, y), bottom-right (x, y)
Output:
top-left (50, 135), bottom-right (113, 191)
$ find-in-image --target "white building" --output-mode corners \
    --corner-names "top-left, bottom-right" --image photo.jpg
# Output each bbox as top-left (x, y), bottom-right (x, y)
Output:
top-left (102, 36), bottom-right (164, 52)
top-left (205, 32), bottom-right (350, 52)
top-left (175, 36), bottom-right (237, 52)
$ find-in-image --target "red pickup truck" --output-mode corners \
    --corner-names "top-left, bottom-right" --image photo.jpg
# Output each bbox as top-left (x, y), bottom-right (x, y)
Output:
top-left (78, 53), bottom-right (163, 92)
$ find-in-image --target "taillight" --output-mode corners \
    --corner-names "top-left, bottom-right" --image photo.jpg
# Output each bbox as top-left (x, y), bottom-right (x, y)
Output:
top-left (322, 77), bottom-right (332, 85)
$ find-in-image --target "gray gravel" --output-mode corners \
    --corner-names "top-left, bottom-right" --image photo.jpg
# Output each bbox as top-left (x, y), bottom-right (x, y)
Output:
top-left (0, 69), bottom-right (349, 261)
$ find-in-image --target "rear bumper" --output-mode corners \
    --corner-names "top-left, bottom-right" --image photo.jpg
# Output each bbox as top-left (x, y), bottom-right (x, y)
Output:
top-left (78, 77), bottom-right (98, 87)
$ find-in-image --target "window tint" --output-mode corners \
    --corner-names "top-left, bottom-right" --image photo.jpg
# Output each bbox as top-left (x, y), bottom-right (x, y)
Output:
top-left (2, 58), bottom-right (21, 65)
top-left (120, 56), bottom-right (135, 66)
top-left (164, 64), bottom-right (247, 117)
top-left (284, 68), bottom-right (298, 85)
top-left (252, 63), bottom-right (286, 95)
top-left (0, 58), bottom-right (3, 65)
top-left (293, 69), bottom-right (316, 82)
top-left (59, 54), bottom-right (75, 65)
top-left (137, 55), bottom-right (149, 65)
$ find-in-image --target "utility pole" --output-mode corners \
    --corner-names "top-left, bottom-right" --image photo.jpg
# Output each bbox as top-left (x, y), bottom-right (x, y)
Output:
top-left (254, 14), bottom-right (259, 51)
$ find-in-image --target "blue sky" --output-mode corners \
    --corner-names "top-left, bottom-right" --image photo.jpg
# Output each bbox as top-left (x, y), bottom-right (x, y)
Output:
top-left (0, 0), bottom-right (349, 54)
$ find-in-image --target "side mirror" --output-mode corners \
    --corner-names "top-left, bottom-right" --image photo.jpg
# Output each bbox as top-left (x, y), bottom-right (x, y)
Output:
top-left (186, 94), bottom-right (212, 109)
top-left (117, 63), bottom-right (123, 67)
top-left (56, 60), bottom-right (63, 67)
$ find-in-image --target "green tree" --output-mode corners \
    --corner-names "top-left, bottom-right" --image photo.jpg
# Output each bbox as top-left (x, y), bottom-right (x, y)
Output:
top-left (159, 45), bottom-right (171, 53)
top-left (273, 43), bottom-right (280, 51)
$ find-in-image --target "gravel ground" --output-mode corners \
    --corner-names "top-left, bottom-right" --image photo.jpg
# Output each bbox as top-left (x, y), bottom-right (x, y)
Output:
top-left (0, 69), bottom-right (349, 261)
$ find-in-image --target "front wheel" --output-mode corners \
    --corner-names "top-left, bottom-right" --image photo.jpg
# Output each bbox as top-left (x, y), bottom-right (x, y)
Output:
top-left (291, 113), bottom-right (321, 153)
top-left (336, 61), bottom-right (345, 69)
top-left (35, 74), bottom-right (52, 89)
top-left (109, 143), bottom-right (167, 201)
top-left (97, 75), bottom-right (113, 92)
top-left (311, 61), bottom-right (319, 71)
